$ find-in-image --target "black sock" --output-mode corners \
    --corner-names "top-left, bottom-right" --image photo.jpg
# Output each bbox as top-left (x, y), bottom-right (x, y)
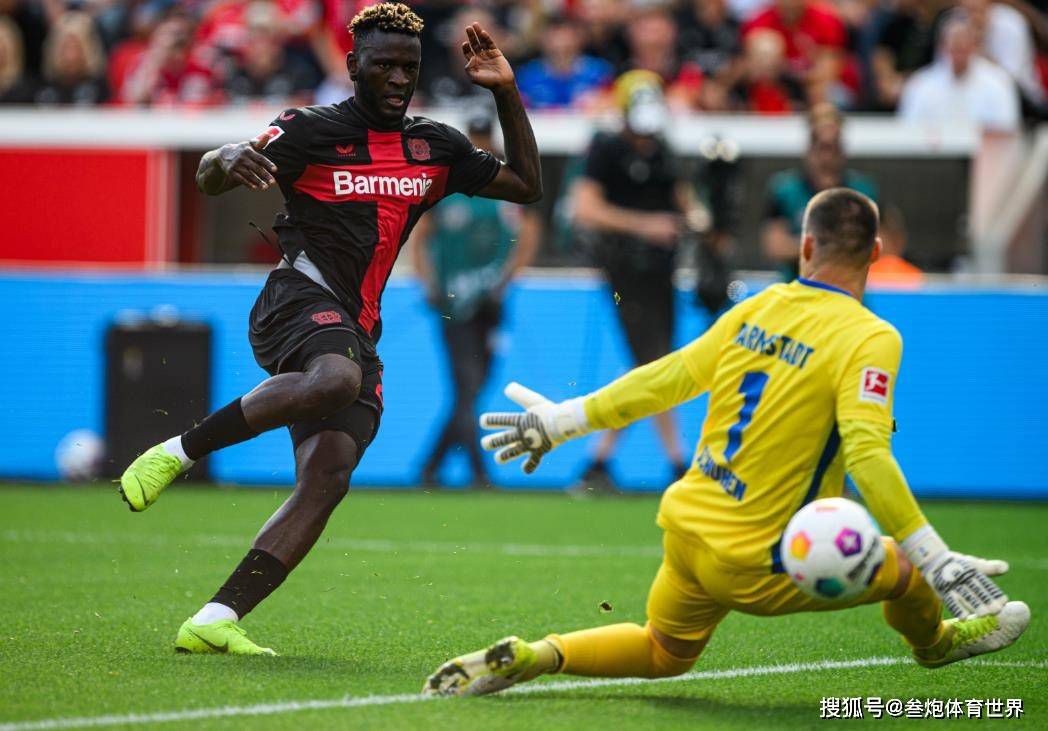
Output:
top-left (181, 397), bottom-right (257, 461)
top-left (211, 548), bottom-right (289, 618)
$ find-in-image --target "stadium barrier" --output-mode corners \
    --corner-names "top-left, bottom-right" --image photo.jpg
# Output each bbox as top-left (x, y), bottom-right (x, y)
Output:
top-left (0, 109), bottom-right (981, 273)
top-left (1, 269), bottom-right (1045, 499)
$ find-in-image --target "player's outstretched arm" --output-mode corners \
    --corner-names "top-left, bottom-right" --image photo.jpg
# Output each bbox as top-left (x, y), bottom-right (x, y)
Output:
top-left (841, 420), bottom-right (1011, 619)
top-left (481, 341), bottom-right (715, 473)
top-left (196, 139), bottom-right (278, 196)
top-left (460, 22), bottom-right (542, 204)
top-left (838, 329), bottom-right (1012, 619)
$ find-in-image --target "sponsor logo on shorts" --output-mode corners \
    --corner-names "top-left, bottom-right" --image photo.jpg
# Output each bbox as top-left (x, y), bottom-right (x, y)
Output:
top-left (311, 310), bottom-right (342, 325)
top-left (859, 367), bottom-right (890, 405)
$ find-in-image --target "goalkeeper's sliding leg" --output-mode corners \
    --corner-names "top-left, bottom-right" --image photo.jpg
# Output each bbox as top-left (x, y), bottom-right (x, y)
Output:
top-left (424, 533), bottom-right (1030, 696)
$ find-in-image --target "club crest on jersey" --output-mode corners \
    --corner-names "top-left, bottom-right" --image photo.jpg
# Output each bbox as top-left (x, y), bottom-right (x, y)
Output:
top-left (859, 367), bottom-right (890, 405)
top-left (252, 125), bottom-right (284, 149)
top-left (407, 138), bottom-right (431, 161)
top-left (335, 143), bottom-right (355, 157)
top-left (311, 310), bottom-right (342, 325)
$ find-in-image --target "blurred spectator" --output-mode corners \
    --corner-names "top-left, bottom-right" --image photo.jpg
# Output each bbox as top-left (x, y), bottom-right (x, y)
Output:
top-left (725, 26), bottom-right (805, 112)
top-left (576, 0), bottom-right (630, 70)
top-left (0, 14), bottom-right (35, 103)
top-left (741, 0), bottom-right (851, 107)
top-left (761, 104), bottom-right (878, 279)
top-left (515, 14), bottom-right (611, 110)
top-left (35, 11), bottom-right (108, 105)
top-left (727, 0), bottom-right (770, 24)
top-left (571, 71), bottom-right (701, 491)
top-left (410, 113), bottom-right (540, 488)
top-left (898, 15), bottom-right (1021, 131)
top-left (677, 0), bottom-right (741, 82)
top-left (107, 2), bottom-right (167, 102)
top-left (194, 0), bottom-right (321, 63)
top-left (960, 0), bottom-right (1046, 111)
top-left (624, 5), bottom-right (704, 110)
top-left (869, 205), bottom-right (925, 288)
top-left (224, 2), bottom-right (314, 105)
top-left (0, 0), bottom-right (48, 78)
top-left (871, 0), bottom-right (950, 110)
top-left (121, 13), bottom-right (220, 106)
top-left (417, 6), bottom-right (502, 106)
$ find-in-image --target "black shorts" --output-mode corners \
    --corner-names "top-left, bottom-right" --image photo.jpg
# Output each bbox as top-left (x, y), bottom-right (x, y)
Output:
top-left (599, 243), bottom-right (675, 365)
top-left (249, 269), bottom-right (383, 451)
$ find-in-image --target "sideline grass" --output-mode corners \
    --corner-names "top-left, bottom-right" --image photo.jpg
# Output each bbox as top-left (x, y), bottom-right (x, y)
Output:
top-left (0, 485), bottom-right (1044, 729)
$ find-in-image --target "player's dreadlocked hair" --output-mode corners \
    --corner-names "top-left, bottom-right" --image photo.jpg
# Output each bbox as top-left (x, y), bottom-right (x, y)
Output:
top-left (349, 3), bottom-right (424, 42)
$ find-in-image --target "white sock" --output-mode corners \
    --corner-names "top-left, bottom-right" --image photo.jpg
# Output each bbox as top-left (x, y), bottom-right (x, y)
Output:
top-left (162, 435), bottom-right (195, 471)
top-left (192, 602), bottom-right (238, 625)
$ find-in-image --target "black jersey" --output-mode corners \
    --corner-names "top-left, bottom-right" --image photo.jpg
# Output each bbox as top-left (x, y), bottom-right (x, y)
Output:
top-left (253, 98), bottom-right (501, 342)
top-left (582, 131), bottom-right (679, 213)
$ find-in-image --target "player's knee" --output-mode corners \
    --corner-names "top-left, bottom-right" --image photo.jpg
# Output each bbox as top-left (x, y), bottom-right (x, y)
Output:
top-left (296, 433), bottom-right (357, 511)
top-left (304, 359), bottom-right (362, 415)
top-left (301, 462), bottom-right (352, 511)
top-left (647, 625), bottom-right (703, 678)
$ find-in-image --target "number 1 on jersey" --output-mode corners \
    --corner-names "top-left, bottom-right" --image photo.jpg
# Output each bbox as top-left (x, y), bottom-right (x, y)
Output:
top-left (724, 371), bottom-right (769, 462)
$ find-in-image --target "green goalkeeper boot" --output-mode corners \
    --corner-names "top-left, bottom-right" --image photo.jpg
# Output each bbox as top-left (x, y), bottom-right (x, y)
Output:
top-left (914, 600), bottom-right (1030, 669)
top-left (423, 636), bottom-right (539, 697)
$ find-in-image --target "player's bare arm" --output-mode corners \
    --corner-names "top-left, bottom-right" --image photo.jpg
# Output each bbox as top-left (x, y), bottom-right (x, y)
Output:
top-left (196, 140), bottom-right (278, 196)
top-left (461, 23), bottom-right (542, 205)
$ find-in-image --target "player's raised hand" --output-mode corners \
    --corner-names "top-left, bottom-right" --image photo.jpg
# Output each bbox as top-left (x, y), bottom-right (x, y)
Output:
top-left (461, 22), bottom-right (515, 91)
top-left (216, 140), bottom-right (278, 191)
top-left (480, 383), bottom-right (591, 474)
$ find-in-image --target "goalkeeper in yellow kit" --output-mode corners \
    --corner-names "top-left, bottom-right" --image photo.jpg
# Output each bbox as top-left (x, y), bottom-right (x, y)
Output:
top-left (423, 188), bottom-right (1030, 697)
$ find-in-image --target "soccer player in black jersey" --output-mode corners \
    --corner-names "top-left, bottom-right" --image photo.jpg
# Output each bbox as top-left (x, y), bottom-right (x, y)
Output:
top-left (118, 3), bottom-right (541, 655)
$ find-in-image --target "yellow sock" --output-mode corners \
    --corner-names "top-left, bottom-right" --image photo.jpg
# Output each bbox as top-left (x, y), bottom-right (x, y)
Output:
top-left (543, 623), bottom-right (699, 678)
top-left (883, 566), bottom-right (945, 649)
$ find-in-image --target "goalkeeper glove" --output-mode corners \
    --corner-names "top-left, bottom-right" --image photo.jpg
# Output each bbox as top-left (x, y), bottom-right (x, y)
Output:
top-left (479, 382), bottom-right (591, 474)
top-left (901, 525), bottom-right (1009, 619)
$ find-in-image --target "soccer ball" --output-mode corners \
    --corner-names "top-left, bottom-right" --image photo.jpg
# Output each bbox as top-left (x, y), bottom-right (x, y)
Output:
top-left (55, 429), bottom-right (105, 482)
top-left (781, 497), bottom-right (885, 601)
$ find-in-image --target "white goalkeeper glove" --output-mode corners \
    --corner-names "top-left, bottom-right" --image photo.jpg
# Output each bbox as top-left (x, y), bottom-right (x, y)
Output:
top-left (479, 382), bottom-right (592, 474)
top-left (901, 525), bottom-right (1009, 619)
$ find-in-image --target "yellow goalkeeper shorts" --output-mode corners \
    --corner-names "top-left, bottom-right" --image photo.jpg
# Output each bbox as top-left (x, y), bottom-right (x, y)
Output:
top-left (646, 529), bottom-right (904, 642)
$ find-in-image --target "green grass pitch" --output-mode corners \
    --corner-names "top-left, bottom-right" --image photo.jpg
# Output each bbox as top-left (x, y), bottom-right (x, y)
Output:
top-left (0, 484), bottom-right (1044, 729)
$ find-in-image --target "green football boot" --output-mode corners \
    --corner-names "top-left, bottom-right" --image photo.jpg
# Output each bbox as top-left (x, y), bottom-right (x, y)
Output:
top-left (423, 636), bottom-right (538, 697)
top-left (914, 600), bottom-right (1030, 669)
top-left (118, 444), bottom-right (185, 512)
top-left (175, 618), bottom-right (277, 656)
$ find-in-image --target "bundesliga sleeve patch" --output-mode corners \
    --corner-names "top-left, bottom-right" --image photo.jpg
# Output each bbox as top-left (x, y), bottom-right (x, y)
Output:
top-left (252, 125), bottom-right (285, 150)
top-left (859, 367), bottom-right (890, 405)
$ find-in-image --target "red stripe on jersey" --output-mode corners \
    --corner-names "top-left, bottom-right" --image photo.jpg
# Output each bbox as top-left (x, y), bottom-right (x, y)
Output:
top-left (354, 131), bottom-right (445, 335)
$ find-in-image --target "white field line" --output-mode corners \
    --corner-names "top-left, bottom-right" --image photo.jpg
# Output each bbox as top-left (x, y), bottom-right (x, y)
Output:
top-left (3, 530), bottom-right (1047, 570)
top-left (0, 528), bottom-right (662, 559)
top-left (1, 656), bottom-right (1044, 731)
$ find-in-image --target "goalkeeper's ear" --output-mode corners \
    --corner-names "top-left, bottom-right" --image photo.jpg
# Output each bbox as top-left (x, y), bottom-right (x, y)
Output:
top-left (504, 382), bottom-right (550, 409)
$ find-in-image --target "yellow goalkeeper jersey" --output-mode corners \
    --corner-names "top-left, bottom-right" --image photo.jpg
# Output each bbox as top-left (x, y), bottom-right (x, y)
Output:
top-left (656, 278), bottom-right (902, 571)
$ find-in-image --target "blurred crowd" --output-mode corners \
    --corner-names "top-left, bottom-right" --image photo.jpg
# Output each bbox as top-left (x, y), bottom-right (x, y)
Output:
top-left (0, 0), bottom-right (1046, 121)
